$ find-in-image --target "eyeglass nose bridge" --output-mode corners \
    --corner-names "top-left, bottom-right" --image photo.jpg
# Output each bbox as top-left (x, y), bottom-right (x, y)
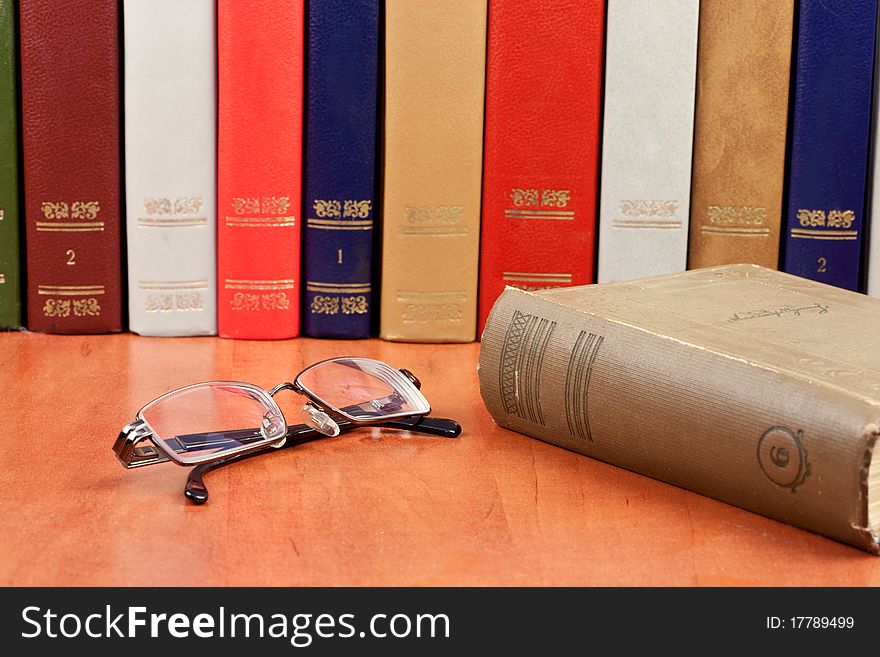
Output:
top-left (268, 381), bottom-right (299, 397)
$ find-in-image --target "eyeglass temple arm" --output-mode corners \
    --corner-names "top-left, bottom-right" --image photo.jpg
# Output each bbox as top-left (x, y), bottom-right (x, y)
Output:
top-left (184, 414), bottom-right (461, 504)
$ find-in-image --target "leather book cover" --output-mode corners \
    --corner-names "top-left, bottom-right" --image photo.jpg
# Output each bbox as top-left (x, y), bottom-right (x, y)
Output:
top-left (217, 0), bottom-right (303, 340)
top-left (124, 0), bottom-right (217, 337)
top-left (478, 0), bottom-right (604, 333)
top-left (0, 0), bottom-right (20, 328)
top-left (302, 0), bottom-right (378, 339)
top-left (783, 0), bottom-right (877, 292)
top-left (480, 265), bottom-right (880, 553)
top-left (19, 0), bottom-right (123, 333)
top-left (688, 0), bottom-right (794, 269)
top-left (597, 0), bottom-right (699, 284)
top-left (381, 0), bottom-right (487, 343)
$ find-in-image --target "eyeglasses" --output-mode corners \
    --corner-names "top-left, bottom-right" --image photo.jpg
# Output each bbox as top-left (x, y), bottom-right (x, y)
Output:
top-left (113, 357), bottom-right (461, 503)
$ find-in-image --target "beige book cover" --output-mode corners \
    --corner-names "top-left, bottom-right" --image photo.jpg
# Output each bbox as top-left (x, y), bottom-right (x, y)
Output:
top-left (479, 265), bottom-right (880, 553)
top-left (380, 0), bottom-right (487, 342)
top-left (688, 0), bottom-right (794, 269)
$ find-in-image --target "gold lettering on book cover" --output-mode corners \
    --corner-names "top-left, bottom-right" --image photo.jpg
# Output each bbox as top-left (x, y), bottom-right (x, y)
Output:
top-left (797, 209), bottom-right (855, 229)
top-left (792, 208), bottom-right (857, 241)
top-left (42, 297), bottom-right (101, 318)
top-left (309, 295), bottom-right (368, 316)
top-left (41, 202), bottom-right (69, 219)
top-left (401, 206), bottom-right (466, 235)
top-left (231, 291), bottom-right (291, 312)
top-left (510, 188), bottom-right (540, 207)
top-left (707, 205), bottom-right (766, 225)
top-left (541, 189), bottom-right (570, 208)
top-left (144, 292), bottom-right (204, 313)
top-left (619, 200), bottom-right (679, 218)
top-left (498, 310), bottom-right (556, 426)
top-left (37, 201), bottom-right (105, 232)
top-left (509, 188), bottom-right (570, 208)
top-left (757, 426), bottom-right (811, 493)
top-left (401, 303), bottom-right (461, 323)
top-left (231, 196), bottom-right (291, 216)
top-left (143, 197), bottom-right (203, 215)
top-left (313, 199), bottom-right (342, 218)
top-left (70, 201), bottom-right (100, 220)
top-left (506, 189), bottom-right (574, 220)
top-left (701, 205), bottom-right (769, 235)
top-left (564, 330), bottom-right (604, 442)
top-left (232, 197), bottom-right (261, 215)
top-left (343, 200), bottom-right (372, 218)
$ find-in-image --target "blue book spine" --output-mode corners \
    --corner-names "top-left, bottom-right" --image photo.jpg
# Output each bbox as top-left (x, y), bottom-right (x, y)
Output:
top-left (302, 0), bottom-right (379, 337)
top-left (783, 0), bottom-right (878, 290)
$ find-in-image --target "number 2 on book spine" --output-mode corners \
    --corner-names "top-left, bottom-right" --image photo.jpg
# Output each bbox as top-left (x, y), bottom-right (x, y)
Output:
top-left (817, 257), bottom-right (827, 273)
top-left (66, 249), bottom-right (76, 266)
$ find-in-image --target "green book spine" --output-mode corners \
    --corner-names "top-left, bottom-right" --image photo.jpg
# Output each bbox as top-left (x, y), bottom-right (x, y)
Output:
top-left (0, 0), bottom-right (21, 328)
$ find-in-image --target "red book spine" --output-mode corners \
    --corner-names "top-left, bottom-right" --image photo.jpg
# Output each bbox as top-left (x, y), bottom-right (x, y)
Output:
top-left (217, 0), bottom-right (303, 339)
top-left (478, 0), bottom-right (604, 333)
top-left (19, 0), bottom-right (122, 333)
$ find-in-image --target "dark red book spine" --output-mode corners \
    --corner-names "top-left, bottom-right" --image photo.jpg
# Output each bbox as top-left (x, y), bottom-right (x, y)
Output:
top-left (19, 0), bottom-right (122, 333)
top-left (478, 0), bottom-right (604, 334)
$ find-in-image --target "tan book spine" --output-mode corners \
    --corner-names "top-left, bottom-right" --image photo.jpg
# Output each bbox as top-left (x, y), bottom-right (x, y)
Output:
top-left (380, 0), bottom-right (487, 342)
top-left (479, 286), bottom-right (879, 553)
top-left (687, 0), bottom-right (794, 269)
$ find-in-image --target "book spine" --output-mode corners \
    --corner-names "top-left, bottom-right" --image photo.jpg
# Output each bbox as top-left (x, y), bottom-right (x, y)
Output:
top-left (479, 287), bottom-right (880, 553)
top-left (597, 0), bottom-right (699, 284)
top-left (217, 0), bottom-right (303, 340)
top-left (478, 0), bottom-right (604, 333)
top-left (868, 9), bottom-right (880, 297)
top-left (687, 0), bottom-right (794, 269)
top-left (0, 0), bottom-right (20, 328)
top-left (123, 0), bottom-right (217, 337)
top-left (302, 0), bottom-right (378, 339)
top-left (381, 0), bottom-right (487, 342)
top-left (19, 0), bottom-right (123, 333)
top-left (783, 0), bottom-right (878, 292)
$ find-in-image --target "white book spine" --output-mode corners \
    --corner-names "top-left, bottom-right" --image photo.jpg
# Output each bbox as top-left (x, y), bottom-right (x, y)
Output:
top-left (597, 0), bottom-right (699, 283)
top-left (124, 0), bottom-right (217, 336)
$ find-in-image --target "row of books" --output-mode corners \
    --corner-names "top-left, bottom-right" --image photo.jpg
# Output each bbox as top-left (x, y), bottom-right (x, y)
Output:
top-left (0, 0), bottom-right (878, 343)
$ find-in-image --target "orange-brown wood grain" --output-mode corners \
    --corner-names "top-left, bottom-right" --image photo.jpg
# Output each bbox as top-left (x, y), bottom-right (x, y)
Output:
top-left (1, 332), bottom-right (879, 586)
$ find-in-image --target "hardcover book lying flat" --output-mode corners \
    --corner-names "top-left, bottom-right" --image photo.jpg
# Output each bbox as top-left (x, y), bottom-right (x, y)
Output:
top-left (479, 265), bottom-right (880, 553)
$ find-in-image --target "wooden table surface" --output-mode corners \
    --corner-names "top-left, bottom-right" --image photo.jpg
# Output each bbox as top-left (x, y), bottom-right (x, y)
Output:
top-left (1, 332), bottom-right (880, 586)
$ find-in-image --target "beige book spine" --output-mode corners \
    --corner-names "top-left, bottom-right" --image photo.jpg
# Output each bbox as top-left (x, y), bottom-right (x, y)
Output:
top-left (687, 0), bottom-right (794, 269)
top-left (380, 0), bottom-right (487, 342)
top-left (479, 287), bottom-right (879, 553)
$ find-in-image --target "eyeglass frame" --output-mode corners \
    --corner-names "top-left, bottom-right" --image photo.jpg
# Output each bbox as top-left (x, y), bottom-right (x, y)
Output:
top-left (113, 357), bottom-right (462, 503)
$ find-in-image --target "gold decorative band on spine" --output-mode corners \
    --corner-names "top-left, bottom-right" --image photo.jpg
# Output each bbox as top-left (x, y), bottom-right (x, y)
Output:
top-left (399, 227), bottom-right (469, 235)
top-left (502, 272), bottom-right (573, 283)
top-left (307, 281), bottom-right (370, 294)
top-left (225, 278), bottom-right (297, 291)
top-left (226, 216), bottom-right (297, 227)
top-left (395, 290), bottom-right (467, 301)
top-left (790, 228), bottom-right (858, 241)
top-left (38, 284), bottom-right (106, 296)
top-left (306, 218), bottom-right (373, 230)
top-left (612, 220), bottom-right (682, 229)
top-left (138, 280), bottom-right (209, 291)
top-left (700, 226), bottom-right (770, 236)
top-left (137, 217), bottom-right (209, 227)
top-left (36, 221), bottom-right (105, 232)
top-left (504, 209), bottom-right (575, 221)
